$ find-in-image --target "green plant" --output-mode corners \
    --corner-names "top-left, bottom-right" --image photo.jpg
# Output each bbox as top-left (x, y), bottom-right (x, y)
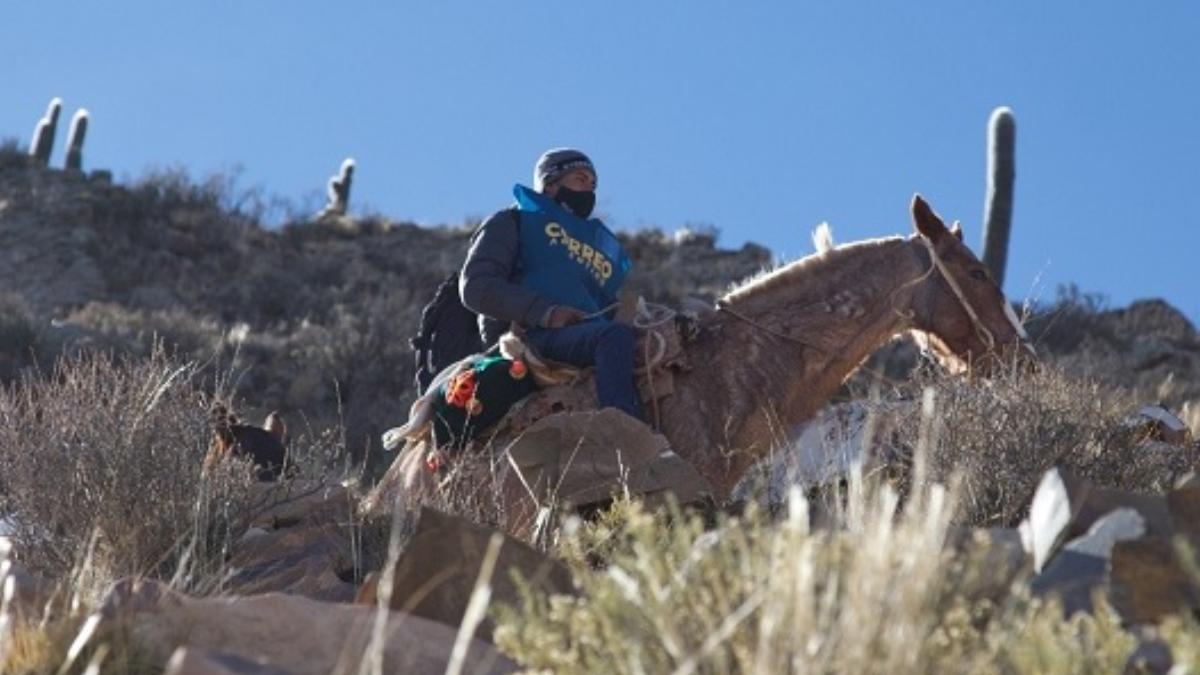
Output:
top-left (28, 98), bottom-right (63, 167)
top-left (321, 157), bottom-right (355, 217)
top-left (64, 109), bottom-right (89, 171)
top-left (494, 487), bottom-right (1139, 674)
top-left (982, 106), bottom-right (1015, 287)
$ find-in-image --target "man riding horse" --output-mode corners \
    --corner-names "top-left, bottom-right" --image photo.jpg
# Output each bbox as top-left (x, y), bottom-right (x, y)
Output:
top-left (459, 148), bottom-right (642, 421)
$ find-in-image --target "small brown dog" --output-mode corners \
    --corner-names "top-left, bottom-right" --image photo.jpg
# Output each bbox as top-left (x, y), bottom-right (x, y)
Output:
top-left (204, 403), bottom-right (288, 481)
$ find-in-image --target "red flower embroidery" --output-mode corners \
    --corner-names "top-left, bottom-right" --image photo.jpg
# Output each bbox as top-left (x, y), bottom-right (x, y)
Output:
top-left (445, 370), bottom-right (477, 408)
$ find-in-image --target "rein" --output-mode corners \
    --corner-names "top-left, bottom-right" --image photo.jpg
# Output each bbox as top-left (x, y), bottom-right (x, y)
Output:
top-left (714, 301), bottom-right (830, 355)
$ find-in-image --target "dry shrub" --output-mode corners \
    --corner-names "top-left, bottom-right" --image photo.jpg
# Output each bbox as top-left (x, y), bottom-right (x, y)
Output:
top-left (898, 365), bottom-right (1200, 526)
top-left (62, 302), bottom-right (224, 361)
top-left (0, 138), bottom-right (26, 171)
top-left (0, 346), bottom-right (256, 583)
top-left (0, 292), bottom-right (47, 382)
top-left (493, 480), bottom-right (1138, 674)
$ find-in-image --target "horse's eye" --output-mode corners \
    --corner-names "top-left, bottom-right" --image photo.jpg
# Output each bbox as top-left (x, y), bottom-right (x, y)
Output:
top-left (969, 269), bottom-right (989, 282)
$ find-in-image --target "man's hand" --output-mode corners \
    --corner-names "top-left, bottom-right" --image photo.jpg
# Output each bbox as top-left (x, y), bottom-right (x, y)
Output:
top-left (545, 305), bottom-right (588, 329)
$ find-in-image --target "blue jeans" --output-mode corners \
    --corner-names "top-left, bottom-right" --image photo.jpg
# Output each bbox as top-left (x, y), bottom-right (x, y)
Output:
top-left (525, 320), bottom-right (643, 420)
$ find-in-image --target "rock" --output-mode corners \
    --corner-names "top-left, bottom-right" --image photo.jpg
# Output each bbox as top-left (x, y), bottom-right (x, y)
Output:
top-left (97, 579), bottom-right (517, 675)
top-left (1020, 468), bottom-right (1173, 572)
top-left (1062, 507), bottom-right (1146, 559)
top-left (1021, 468), bottom-right (1077, 573)
top-left (1124, 635), bottom-right (1174, 675)
top-left (164, 646), bottom-right (295, 675)
top-left (1028, 508), bottom-right (1146, 617)
top-left (225, 523), bottom-right (356, 602)
top-left (220, 482), bottom-right (361, 602)
top-left (1167, 474), bottom-right (1200, 535)
top-left (1030, 550), bottom-right (1108, 616)
top-left (357, 507), bottom-right (574, 642)
top-left (499, 409), bottom-right (713, 530)
top-left (946, 527), bottom-right (1029, 605)
top-left (1126, 405), bottom-right (1193, 447)
top-left (1111, 537), bottom-right (1199, 624)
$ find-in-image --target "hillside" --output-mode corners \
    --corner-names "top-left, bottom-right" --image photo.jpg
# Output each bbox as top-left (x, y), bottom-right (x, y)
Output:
top-left (0, 147), bottom-right (773, 472)
top-left (7, 145), bottom-right (1200, 674)
top-left (3, 146), bottom-right (1200, 473)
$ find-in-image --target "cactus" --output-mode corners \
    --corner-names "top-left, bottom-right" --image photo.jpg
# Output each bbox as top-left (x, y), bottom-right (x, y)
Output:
top-left (28, 97), bottom-right (63, 166)
top-left (323, 157), bottom-right (355, 217)
top-left (64, 109), bottom-right (89, 171)
top-left (981, 107), bottom-right (1015, 288)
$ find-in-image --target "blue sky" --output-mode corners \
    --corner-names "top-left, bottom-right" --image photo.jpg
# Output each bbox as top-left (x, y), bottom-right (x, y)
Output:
top-left (4, 2), bottom-right (1198, 324)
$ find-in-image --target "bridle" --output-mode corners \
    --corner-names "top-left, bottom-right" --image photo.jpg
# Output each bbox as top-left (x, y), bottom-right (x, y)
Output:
top-left (914, 236), bottom-right (997, 352)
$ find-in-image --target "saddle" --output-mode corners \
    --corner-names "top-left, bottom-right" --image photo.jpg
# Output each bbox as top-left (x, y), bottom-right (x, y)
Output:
top-left (383, 302), bottom-right (695, 454)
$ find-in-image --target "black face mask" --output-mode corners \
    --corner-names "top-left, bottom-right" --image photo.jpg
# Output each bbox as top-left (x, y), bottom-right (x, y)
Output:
top-left (554, 186), bottom-right (596, 219)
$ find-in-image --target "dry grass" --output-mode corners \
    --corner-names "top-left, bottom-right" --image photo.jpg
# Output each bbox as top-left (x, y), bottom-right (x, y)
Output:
top-left (0, 346), bottom-right (256, 584)
top-left (894, 364), bottom-right (1200, 526)
top-left (492, 486), bottom-right (1140, 674)
top-left (489, 367), bottom-right (1200, 674)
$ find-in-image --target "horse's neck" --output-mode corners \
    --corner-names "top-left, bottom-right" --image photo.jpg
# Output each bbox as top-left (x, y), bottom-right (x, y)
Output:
top-left (667, 237), bottom-right (923, 496)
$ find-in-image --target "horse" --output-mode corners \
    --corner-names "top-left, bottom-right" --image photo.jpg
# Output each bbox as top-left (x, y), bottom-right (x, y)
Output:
top-left (376, 194), bottom-right (1035, 509)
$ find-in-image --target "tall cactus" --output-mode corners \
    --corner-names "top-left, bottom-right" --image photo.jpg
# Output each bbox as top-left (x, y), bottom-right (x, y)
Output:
top-left (64, 109), bottom-right (89, 171)
top-left (981, 107), bottom-right (1016, 288)
top-left (28, 97), bottom-right (63, 166)
top-left (323, 157), bottom-right (355, 217)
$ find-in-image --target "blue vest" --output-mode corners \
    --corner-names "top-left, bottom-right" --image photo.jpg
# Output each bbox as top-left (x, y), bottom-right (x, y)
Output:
top-left (513, 184), bottom-right (631, 315)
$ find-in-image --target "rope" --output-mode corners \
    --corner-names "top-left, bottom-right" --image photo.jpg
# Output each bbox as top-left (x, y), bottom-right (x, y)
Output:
top-left (715, 301), bottom-right (830, 354)
top-left (920, 238), bottom-right (996, 351)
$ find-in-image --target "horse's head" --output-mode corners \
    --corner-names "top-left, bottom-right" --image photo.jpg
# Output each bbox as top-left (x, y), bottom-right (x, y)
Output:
top-left (906, 194), bottom-right (1036, 374)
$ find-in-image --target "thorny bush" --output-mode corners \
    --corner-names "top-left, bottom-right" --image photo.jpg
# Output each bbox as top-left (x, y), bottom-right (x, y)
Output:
top-left (0, 346), bottom-right (257, 585)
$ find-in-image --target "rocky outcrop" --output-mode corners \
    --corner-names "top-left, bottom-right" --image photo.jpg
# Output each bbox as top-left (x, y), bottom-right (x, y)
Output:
top-left (95, 578), bottom-right (517, 675)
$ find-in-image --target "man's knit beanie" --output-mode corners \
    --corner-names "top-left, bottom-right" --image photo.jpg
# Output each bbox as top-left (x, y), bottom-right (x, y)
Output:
top-left (533, 148), bottom-right (596, 192)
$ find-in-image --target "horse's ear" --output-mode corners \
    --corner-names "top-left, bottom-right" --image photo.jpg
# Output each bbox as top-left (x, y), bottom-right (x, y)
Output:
top-left (950, 220), bottom-right (963, 242)
top-left (911, 194), bottom-right (948, 242)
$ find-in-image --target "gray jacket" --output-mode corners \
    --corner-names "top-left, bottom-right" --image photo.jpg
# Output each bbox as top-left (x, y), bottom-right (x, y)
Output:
top-left (459, 208), bottom-right (555, 345)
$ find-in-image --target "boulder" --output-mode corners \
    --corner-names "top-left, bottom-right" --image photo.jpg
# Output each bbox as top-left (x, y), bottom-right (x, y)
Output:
top-left (222, 481), bottom-right (361, 602)
top-left (1126, 405), bottom-right (1194, 447)
top-left (1123, 634), bottom-right (1174, 675)
top-left (366, 409), bottom-right (713, 536)
top-left (1111, 536), bottom-right (1199, 624)
top-left (355, 507), bottom-right (574, 641)
top-left (945, 527), bottom-right (1029, 606)
top-left (497, 409), bottom-right (712, 532)
top-left (97, 578), bottom-right (517, 675)
top-left (1030, 508), bottom-right (1146, 616)
top-left (1020, 468), bottom-right (1172, 572)
top-left (164, 646), bottom-right (296, 675)
top-left (226, 523), bottom-right (356, 602)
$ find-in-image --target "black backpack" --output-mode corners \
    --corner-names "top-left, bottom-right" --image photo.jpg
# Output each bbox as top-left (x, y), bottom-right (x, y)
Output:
top-left (410, 271), bottom-right (484, 395)
top-left (410, 209), bottom-right (519, 395)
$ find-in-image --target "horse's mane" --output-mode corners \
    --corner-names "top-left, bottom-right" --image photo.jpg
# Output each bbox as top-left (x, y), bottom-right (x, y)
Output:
top-left (721, 234), bottom-right (908, 307)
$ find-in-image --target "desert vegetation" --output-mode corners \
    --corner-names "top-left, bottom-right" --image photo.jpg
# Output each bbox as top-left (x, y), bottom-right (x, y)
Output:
top-left (3, 145), bottom-right (1200, 673)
